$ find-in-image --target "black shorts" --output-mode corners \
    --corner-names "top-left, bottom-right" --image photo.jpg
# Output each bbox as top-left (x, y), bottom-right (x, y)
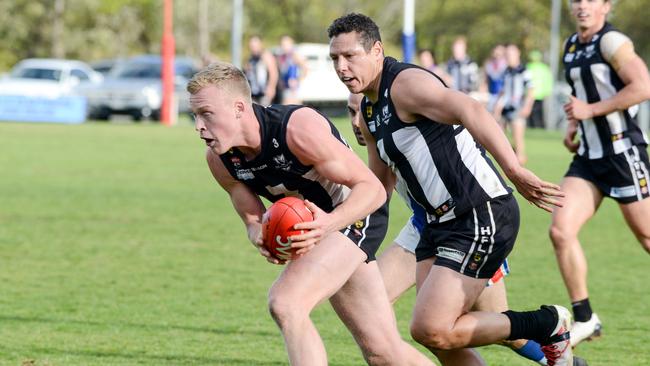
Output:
top-left (565, 146), bottom-right (650, 204)
top-left (340, 201), bottom-right (388, 262)
top-left (502, 106), bottom-right (525, 123)
top-left (416, 194), bottom-right (519, 279)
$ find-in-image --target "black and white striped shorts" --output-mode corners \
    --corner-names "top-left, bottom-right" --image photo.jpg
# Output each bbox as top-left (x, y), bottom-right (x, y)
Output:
top-left (566, 145), bottom-right (650, 204)
top-left (339, 201), bottom-right (389, 262)
top-left (416, 194), bottom-right (519, 279)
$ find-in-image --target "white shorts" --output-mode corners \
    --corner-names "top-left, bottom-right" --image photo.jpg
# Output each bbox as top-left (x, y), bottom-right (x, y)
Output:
top-left (394, 217), bottom-right (420, 254)
top-left (393, 216), bottom-right (510, 286)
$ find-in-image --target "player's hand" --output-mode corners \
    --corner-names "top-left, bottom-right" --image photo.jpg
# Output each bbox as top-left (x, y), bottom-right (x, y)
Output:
top-left (249, 224), bottom-right (286, 265)
top-left (564, 95), bottom-right (594, 121)
top-left (564, 119), bottom-right (580, 153)
top-left (290, 200), bottom-right (332, 255)
top-left (508, 167), bottom-right (564, 213)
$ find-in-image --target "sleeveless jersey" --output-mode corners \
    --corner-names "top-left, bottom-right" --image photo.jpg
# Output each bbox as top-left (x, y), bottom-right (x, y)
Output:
top-left (245, 54), bottom-right (269, 98)
top-left (220, 104), bottom-right (350, 212)
top-left (501, 64), bottom-right (532, 110)
top-left (563, 22), bottom-right (649, 159)
top-left (361, 57), bottom-right (511, 224)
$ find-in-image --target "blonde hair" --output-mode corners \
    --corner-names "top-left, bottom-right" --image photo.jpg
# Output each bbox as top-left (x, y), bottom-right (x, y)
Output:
top-left (186, 61), bottom-right (252, 102)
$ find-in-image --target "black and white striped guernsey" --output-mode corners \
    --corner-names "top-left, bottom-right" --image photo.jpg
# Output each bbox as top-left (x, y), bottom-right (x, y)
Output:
top-left (361, 57), bottom-right (511, 224)
top-left (219, 104), bottom-right (350, 211)
top-left (563, 22), bottom-right (649, 159)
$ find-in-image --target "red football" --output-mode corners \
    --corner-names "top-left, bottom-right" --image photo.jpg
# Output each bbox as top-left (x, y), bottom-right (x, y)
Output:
top-left (262, 197), bottom-right (314, 261)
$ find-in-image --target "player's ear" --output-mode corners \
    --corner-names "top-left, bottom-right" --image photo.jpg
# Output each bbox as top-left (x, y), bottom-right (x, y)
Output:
top-left (372, 41), bottom-right (384, 57)
top-left (234, 100), bottom-right (245, 118)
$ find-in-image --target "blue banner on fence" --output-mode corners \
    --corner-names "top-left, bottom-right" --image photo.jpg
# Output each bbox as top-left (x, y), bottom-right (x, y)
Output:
top-left (0, 94), bottom-right (87, 124)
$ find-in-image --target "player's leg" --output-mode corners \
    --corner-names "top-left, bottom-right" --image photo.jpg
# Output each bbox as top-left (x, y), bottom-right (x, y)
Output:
top-left (267, 231), bottom-right (369, 366)
top-left (377, 243), bottom-right (416, 303)
top-left (474, 279), bottom-right (547, 365)
top-left (548, 175), bottom-right (603, 343)
top-left (378, 219), bottom-right (419, 303)
top-left (511, 117), bottom-right (527, 165)
top-left (329, 259), bottom-right (434, 366)
top-left (413, 258), bottom-right (487, 366)
top-left (411, 196), bottom-right (573, 364)
top-left (620, 197), bottom-right (650, 253)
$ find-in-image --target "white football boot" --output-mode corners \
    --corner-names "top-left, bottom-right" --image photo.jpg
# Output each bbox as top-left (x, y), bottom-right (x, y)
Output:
top-left (570, 313), bottom-right (602, 347)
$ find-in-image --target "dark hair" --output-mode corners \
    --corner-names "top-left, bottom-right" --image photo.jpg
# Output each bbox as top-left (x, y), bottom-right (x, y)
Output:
top-left (327, 13), bottom-right (381, 52)
top-left (418, 48), bottom-right (435, 58)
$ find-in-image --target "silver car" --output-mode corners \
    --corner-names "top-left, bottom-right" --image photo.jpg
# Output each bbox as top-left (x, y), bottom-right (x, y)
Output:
top-left (85, 55), bottom-right (198, 121)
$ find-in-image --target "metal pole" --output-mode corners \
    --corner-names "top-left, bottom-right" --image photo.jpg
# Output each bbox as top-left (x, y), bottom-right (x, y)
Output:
top-left (402, 0), bottom-right (415, 63)
top-left (548, 0), bottom-right (562, 129)
top-left (231, 0), bottom-right (243, 68)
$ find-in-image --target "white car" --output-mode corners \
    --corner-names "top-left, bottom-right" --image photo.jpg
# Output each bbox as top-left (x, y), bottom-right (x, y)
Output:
top-left (293, 43), bottom-right (349, 107)
top-left (83, 55), bottom-right (199, 121)
top-left (0, 58), bottom-right (103, 98)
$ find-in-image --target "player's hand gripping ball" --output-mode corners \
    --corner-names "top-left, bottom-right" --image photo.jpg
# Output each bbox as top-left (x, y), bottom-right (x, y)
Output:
top-left (262, 197), bottom-right (314, 261)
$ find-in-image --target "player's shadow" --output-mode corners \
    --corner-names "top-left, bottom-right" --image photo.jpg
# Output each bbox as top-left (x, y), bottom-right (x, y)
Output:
top-left (0, 314), bottom-right (277, 337)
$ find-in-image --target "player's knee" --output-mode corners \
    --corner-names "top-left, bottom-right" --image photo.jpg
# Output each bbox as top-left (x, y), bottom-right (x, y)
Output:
top-left (549, 223), bottom-right (574, 249)
top-left (410, 322), bottom-right (457, 350)
top-left (267, 292), bottom-right (306, 328)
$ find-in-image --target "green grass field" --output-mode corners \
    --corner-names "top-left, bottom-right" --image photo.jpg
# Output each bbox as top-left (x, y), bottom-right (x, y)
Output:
top-left (0, 120), bottom-right (648, 366)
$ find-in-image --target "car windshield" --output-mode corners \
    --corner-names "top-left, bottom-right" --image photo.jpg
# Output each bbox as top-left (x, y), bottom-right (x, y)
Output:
top-left (110, 59), bottom-right (196, 80)
top-left (12, 67), bottom-right (62, 81)
top-left (112, 62), bottom-right (161, 79)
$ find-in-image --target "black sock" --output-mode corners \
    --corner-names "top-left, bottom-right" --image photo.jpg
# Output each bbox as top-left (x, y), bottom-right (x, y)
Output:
top-left (572, 298), bottom-right (593, 322)
top-left (503, 306), bottom-right (557, 344)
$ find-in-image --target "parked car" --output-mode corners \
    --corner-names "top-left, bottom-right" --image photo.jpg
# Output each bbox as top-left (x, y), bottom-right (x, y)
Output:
top-left (0, 58), bottom-right (103, 98)
top-left (84, 55), bottom-right (199, 121)
top-left (90, 58), bottom-right (123, 76)
top-left (293, 43), bottom-right (349, 108)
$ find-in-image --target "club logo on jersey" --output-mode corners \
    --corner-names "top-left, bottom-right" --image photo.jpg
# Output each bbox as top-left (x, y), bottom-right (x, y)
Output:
top-left (235, 169), bottom-right (254, 180)
top-left (381, 105), bottom-right (392, 125)
top-left (366, 105), bottom-right (373, 118)
top-left (231, 156), bottom-right (241, 167)
top-left (272, 154), bottom-right (292, 171)
top-left (354, 220), bottom-right (364, 229)
top-left (569, 44), bottom-right (576, 53)
top-left (584, 44), bottom-right (596, 59)
top-left (436, 247), bottom-right (465, 264)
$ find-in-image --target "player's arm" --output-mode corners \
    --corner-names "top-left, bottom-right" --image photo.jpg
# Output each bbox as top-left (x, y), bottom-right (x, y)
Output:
top-left (262, 51), bottom-right (279, 103)
top-left (391, 69), bottom-right (563, 212)
top-left (205, 149), bottom-right (284, 264)
top-left (357, 114), bottom-right (396, 197)
top-left (520, 72), bottom-right (535, 119)
top-left (565, 35), bottom-right (650, 120)
top-left (286, 108), bottom-right (387, 253)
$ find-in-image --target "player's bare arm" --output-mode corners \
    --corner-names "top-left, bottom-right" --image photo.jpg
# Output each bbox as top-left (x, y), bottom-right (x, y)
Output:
top-left (520, 86), bottom-right (535, 119)
top-left (564, 41), bottom-right (650, 120)
top-left (391, 68), bottom-right (564, 212)
top-left (564, 118), bottom-right (580, 153)
top-left (205, 148), bottom-right (284, 264)
top-left (286, 107), bottom-right (386, 252)
top-left (357, 114), bottom-right (397, 197)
